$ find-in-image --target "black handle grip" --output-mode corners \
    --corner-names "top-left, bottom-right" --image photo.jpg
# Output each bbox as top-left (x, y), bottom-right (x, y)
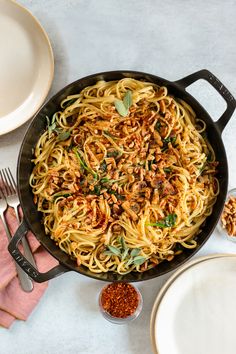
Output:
top-left (175, 69), bottom-right (236, 133)
top-left (8, 219), bottom-right (70, 283)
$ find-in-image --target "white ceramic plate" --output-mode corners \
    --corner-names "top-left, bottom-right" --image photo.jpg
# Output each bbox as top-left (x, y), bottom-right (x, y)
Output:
top-left (153, 255), bottom-right (236, 354)
top-left (151, 255), bottom-right (236, 354)
top-left (0, 0), bottom-right (54, 135)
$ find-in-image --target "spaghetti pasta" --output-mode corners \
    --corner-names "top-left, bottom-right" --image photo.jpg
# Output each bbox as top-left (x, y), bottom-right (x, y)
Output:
top-left (30, 78), bottom-right (219, 274)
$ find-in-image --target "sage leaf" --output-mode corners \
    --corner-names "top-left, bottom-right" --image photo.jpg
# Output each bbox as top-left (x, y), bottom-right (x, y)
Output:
top-left (164, 213), bottom-right (177, 227)
top-left (57, 131), bottom-right (71, 141)
top-left (46, 116), bottom-right (57, 134)
top-left (148, 213), bottom-right (177, 228)
top-left (123, 90), bottom-right (132, 110)
top-left (103, 251), bottom-right (115, 256)
top-left (126, 257), bottom-right (134, 267)
top-left (115, 100), bottom-right (128, 117)
top-left (107, 245), bottom-right (121, 256)
top-left (121, 248), bottom-right (129, 261)
top-left (130, 248), bottom-right (141, 257)
top-left (133, 256), bottom-right (147, 266)
top-left (119, 236), bottom-right (128, 251)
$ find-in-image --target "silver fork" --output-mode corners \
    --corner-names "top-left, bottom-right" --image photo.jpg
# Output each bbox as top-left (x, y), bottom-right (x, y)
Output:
top-left (0, 188), bottom-right (33, 292)
top-left (0, 168), bottom-right (37, 270)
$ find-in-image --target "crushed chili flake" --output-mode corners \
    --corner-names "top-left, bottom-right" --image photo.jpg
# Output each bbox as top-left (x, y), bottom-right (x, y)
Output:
top-left (100, 282), bottom-right (140, 318)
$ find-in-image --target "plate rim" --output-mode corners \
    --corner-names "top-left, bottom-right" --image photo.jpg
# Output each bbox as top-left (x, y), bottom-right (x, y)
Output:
top-left (150, 253), bottom-right (236, 354)
top-left (0, 0), bottom-right (54, 135)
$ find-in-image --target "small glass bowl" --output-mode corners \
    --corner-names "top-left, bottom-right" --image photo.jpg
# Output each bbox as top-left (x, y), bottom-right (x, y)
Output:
top-left (98, 282), bottom-right (143, 324)
top-left (218, 188), bottom-right (236, 242)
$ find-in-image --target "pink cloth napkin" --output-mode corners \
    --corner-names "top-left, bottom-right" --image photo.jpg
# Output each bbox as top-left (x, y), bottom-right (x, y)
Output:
top-left (0, 207), bottom-right (58, 328)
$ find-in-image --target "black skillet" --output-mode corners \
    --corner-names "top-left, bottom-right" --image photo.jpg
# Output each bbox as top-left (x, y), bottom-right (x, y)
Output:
top-left (8, 69), bottom-right (236, 282)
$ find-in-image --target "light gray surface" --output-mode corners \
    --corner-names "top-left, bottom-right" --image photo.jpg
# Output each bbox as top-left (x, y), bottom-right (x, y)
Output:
top-left (0, 1), bottom-right (235, 353)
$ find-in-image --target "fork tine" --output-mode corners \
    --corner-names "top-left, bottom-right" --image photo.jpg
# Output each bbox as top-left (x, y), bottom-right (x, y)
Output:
top-left (0, 170), bottom-right (8, 197)
top-left (0, 169), bottom-right (12, 197)
top-left (4, 168), bottom-right (16, 194)
top-left (7, 168), bottom-right (17, 190)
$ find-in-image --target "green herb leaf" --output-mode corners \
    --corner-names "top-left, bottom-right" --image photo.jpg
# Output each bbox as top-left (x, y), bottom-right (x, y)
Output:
top-left (164, 167), bottom-right (171, 173)
top-left (133, 256), bottom-right (147, 266)
top-left (101, 177), bottom-right (120, 185)
top-left (100, 177), bottom-right (110, 184)
top-left (106, 245), bottom-right (121, 256)
top-left (126, 257), bottom-right (135, 267)
top-left (148, 213), bottom-right (177, 228)
top-left (57, 131), bottom-right (71, 141)
top-left (114, 100), bottom-right (128, 117)
top-left (46, 116), bottom-right (57, 134)
top-left (103, 251), bottom-right (115, 256)
top-left (165, 214), bottom-right (177, 227)
top-left (114, 91), bottom-right (133, 117)
top-left (100, 161), bottom-right (107, 172)
top-left (73, 148), bottom-right (88, 170)
top-left (155, 121), bottom-right (161, 132)
top-left (54, 193), bottom-right (71, 201)
top-left (121, 248), bottom-right (129, 261)
top-left (93, 185), bottom-right (101, 195)
top-left (119, 236), bottom-right (128, 251)
top-left (107, 150), bottom-right (119, 158)
top-left (162, 136), bottom-right (177, 152)
top-left (149, 221), bottom-right (166, 228)
top-left (163, 136), bottom-right (176, 145)
top-left (109, 189), bottom-right (116, 195)
top-left (123, 90), bottom-right (132, 110)
top-left (73, 148), bottom-right (97, 178)
top-left (116, 193), bottom-right (125, 201)
top-left (130, 248), bottom-right (141, 257)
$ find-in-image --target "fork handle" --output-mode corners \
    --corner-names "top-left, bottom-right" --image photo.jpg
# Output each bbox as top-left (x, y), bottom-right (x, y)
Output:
top-left (14, 206), bottom-right (37, 269)
top-left (0, 213), bottom-right (33, 292)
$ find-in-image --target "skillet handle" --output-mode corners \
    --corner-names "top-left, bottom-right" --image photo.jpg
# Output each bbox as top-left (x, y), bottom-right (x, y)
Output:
top-left (8, 219), bottom-right (70, 283)
top-left (175, 69), bottom-right (236, 133)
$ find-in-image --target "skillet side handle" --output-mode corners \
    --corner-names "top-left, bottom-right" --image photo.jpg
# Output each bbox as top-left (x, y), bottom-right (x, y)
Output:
top-left (175, 69), bottom-right (236, 133)
top-left (8, 219), bottom-right (70, 283)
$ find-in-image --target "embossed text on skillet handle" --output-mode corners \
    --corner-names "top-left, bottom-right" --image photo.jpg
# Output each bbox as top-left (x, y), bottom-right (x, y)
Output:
top-left (8, 219), bottom-right (70, 283)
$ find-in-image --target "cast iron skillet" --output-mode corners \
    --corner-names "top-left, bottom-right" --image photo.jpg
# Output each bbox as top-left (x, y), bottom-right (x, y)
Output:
top-left (8, 69), bottom-right (236, 283)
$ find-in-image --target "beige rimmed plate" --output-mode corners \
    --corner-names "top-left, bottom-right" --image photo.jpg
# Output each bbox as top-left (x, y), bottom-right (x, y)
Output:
top-left (150, 254), bottom-right (236, 354)
top-left (0, 0), bottom-right (54, 135)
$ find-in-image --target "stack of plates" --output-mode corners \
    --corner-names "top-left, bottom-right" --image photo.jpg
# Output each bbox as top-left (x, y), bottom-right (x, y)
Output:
top-left (150, 254), bottom-right (236, 354)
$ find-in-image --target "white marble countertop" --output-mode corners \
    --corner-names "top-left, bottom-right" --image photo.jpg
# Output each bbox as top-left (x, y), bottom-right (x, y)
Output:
top-left (0, 1), bottom-right (236, 353)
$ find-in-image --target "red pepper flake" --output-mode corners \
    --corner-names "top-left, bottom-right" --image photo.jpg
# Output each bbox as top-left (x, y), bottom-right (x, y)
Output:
top-left (100, 282), bottom-right (140, 318)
